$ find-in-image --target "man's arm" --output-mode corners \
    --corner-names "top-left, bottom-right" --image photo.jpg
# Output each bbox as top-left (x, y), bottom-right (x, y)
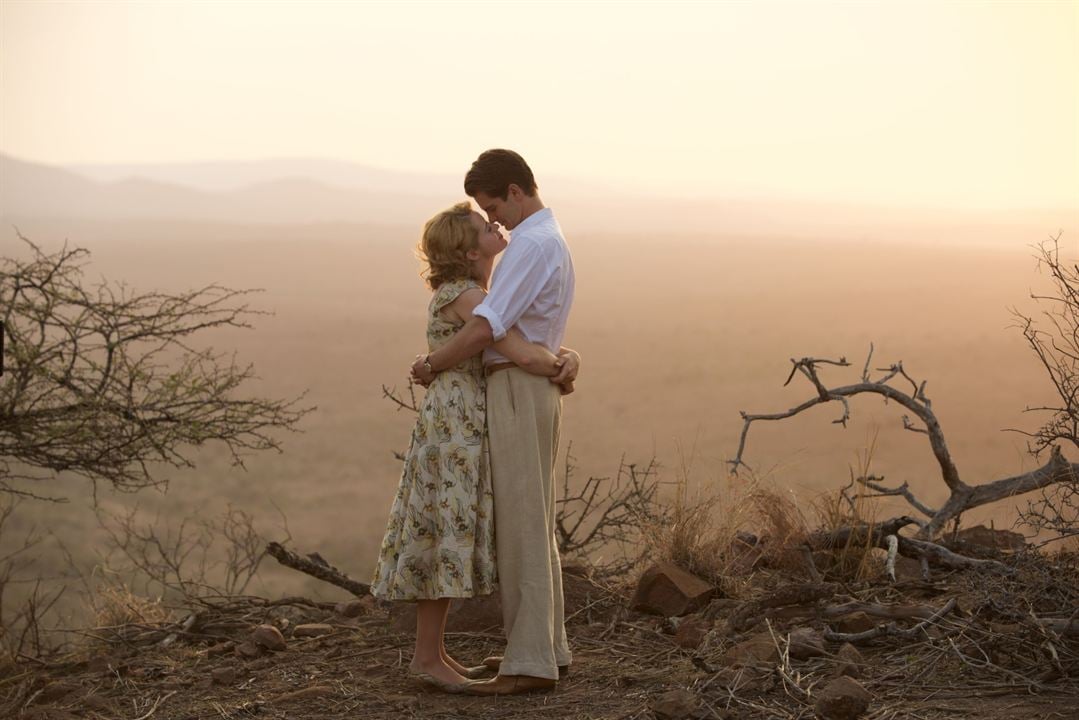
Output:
top-left (410, 315), bottom-right (493, 384)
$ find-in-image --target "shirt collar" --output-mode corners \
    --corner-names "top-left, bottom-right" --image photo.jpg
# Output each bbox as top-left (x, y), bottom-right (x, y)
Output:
top-left (511, 207), bottom-right (552, 236)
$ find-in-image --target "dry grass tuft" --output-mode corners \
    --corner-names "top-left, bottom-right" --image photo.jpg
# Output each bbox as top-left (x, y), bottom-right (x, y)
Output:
top-left (640, 450), bottom-right (816, 592)
top-left (746, 482), bottom-right (810, 572)
top-left (86, 579), bottom-right (169, 645)
top-left (638, 447), bottom-right (757, 590)
top-left (811, 439), bottom-right (884, 581)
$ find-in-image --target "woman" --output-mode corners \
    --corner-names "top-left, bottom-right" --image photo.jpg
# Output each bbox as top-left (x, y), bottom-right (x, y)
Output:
top-left (370, 202), bottom-right (569, 692)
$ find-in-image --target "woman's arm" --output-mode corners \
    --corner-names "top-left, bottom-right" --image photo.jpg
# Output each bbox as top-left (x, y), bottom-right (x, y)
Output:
top-left (440, 288), bottom-right (559, 377)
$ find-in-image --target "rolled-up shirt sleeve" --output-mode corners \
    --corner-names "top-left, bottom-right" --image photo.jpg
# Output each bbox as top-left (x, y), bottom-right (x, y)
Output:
top-left (473, 240), bottom-right (553, 341)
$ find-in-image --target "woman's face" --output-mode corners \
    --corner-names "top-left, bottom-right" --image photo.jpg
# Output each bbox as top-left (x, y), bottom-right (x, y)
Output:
top-left (470, 212), bottom-right (508, 261)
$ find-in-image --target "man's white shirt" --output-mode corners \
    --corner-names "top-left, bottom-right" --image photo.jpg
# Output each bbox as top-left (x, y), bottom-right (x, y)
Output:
top-left (473, 207), bottom-right (574, 365)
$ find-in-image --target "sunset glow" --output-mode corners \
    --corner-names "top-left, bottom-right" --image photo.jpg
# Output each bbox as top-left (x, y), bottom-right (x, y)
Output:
top-left (1, 0), bottom-right (1076, 210)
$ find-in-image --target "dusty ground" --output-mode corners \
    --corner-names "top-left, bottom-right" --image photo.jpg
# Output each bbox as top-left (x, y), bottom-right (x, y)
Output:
top-left (3, 548), bottom-right (1078, 720)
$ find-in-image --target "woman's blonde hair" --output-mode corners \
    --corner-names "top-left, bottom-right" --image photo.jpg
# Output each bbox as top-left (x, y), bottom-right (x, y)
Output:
top-left (417, 202), bottom-right (481, 289)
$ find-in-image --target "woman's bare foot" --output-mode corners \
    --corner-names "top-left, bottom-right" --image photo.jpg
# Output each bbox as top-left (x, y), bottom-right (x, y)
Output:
top-left (409, 657), bottom-right (469, 688)
top-left (441, 649), bottom-right (471, 676)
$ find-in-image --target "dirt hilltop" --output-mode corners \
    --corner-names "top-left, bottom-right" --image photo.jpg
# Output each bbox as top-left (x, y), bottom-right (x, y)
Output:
top-left (4, 533), bottom-right (1078, 720)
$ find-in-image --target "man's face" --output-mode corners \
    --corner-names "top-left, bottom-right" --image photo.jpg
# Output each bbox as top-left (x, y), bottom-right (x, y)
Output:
top-left (473, 186), bottom-right (524, 230)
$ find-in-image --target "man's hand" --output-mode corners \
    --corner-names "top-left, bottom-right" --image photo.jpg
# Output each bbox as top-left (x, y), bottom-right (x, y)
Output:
top-left (410, 354), bottom-right (436, 387)
top-left (551, 348), bottom-right (580, 388)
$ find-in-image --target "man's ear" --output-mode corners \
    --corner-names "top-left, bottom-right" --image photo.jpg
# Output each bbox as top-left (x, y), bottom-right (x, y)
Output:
top-left (506, 183), bottom-right (522, 200)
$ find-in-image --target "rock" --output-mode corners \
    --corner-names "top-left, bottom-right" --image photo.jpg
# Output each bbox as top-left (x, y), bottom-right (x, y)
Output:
top-left (293, 623), bottom-right (334, 638)
top-left (631, 562), bottom-right (717, 617)
top-left (651, 688), bottom-right (719, 719)
top-left (788, 627), bottom-right (826, 660)
top-left (674, 615), bottom-right (712, 650)
top-left (211, 667), bottom-right (237, 685)
top-left (836, 613), bottom-right (876, 635)
top-left (251, 624), bottom-right (287, 651)
top-left (815, 676), bottom-right (871, 720)
top-left (334, 599), bottom-right (367, 618)
top-left (234, 641), bottom-right (263, 659)
top-left (954, 525), bottom-right (1026, 554)
top-left (892, 555), bottom-right (925, 582)
top-left (721, 665), bottom-right (772, 692)
top-left (834, 643), bottom-right (864, 678)
top-left (206, 641), bottom-right (234, 656)
top-left (720, 632), bottom-right (779, 667)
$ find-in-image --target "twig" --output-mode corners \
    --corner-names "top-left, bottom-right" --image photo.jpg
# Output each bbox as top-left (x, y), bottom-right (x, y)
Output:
top-left (132, 690), bottom-right (178, 720)
top-left (824, 597), bottom-right (957, 643)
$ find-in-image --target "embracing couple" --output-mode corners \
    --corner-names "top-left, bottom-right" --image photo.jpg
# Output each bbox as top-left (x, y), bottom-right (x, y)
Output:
top-left (370, 149), bottom-right (579, 696)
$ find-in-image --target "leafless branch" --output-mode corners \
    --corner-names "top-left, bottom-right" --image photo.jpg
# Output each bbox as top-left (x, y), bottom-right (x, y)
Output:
top-left (0, 234), bottom-right (314, 500)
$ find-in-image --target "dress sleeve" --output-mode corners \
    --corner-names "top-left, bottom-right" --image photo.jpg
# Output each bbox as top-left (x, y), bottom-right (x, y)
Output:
top-left (431, 279), bottom-right (481, 316)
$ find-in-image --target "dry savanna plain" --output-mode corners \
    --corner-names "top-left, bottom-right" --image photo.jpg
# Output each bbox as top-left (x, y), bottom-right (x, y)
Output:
top-left (0, 216), bottom-right (1071, 614)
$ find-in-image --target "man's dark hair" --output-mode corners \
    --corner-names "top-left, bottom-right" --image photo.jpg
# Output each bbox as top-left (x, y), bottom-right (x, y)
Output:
top-left (464, 149), bottom-right (538, 199)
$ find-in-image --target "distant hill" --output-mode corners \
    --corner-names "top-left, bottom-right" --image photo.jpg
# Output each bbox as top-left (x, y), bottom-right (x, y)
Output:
top-left (1, 153), bottom-right (1074, 243)
top-left (0, 154), bottom-right (446, 227)
top-left (68, 157), bottom-right (462, 195)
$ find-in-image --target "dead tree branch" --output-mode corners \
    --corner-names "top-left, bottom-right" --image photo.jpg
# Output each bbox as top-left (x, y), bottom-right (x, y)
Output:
top-left (265, 542), bottom-right (369, 596)
top-left (732, 347), bottom-right (1079, 540)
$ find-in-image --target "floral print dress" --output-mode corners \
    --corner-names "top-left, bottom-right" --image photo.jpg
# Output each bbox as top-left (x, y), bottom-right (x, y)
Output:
top-left (370, 278), bottom-right (497, 600)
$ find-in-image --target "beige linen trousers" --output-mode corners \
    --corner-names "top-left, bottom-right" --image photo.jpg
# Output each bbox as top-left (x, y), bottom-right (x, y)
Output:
top-left (486, 368), bottom-right (572, 680)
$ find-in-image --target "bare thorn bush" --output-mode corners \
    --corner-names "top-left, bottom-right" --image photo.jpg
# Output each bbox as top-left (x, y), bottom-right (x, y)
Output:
top-left (556, 446), bottom-right (666, 578)
top-left (95, 503), bottom-right (289, 605)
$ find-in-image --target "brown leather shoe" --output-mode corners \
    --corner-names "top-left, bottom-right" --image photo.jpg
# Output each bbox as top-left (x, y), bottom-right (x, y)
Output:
top-left (464, 673), bottom-right (557, 696)
top-left (482, 656), bottom-right (570, 678)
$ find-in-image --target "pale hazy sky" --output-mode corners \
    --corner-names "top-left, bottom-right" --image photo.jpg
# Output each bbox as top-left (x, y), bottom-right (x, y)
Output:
top-left (1, 0), bottom-right (1076, 210)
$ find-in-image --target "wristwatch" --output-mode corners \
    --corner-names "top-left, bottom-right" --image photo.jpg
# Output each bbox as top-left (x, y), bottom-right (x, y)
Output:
top-left (422, 355), bottom-right (435, 375)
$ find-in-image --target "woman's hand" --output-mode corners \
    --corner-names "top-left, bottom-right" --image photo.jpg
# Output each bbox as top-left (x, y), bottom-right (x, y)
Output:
top-left (410, 354), bottom-right (435, 387)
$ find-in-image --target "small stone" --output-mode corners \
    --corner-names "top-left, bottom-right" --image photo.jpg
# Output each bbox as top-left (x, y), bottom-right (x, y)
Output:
top-left (235, 641), bottom-right (263, 659)
top-left (893, 555), bottom-right (925, 582)
top-left (206, 641), bottom-right (234, 656)
top-left (674, 615), bottom-right (712, 650)
top-left (211, 667), bottom-right (237, 685)
top-left (631, 562), bottom-right (717, 617)
top-left (955, 524), bottom-right (1026, 553)
top-left (836, 612), bottom-right (876, 634)
top-left (651, 688), bottom-right (702, 719)
top-left (815, 676), bottom-right (871, 720)
top-left (293, 623), bottom-right (334, 638)
top-left (721, 632), bottom-right (779, 667)
top-left (251, 624), bottom-right (287, 651)
top-left (788, 627), bottom-right (826, 660)
top-left (834, 643), bottom-right (864, 678)
top-left (334, 600), bottom-right (366, 618)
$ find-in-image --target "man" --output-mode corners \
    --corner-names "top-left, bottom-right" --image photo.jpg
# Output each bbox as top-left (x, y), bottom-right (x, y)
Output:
top-left (410, 149), bottom-right (578, 695)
